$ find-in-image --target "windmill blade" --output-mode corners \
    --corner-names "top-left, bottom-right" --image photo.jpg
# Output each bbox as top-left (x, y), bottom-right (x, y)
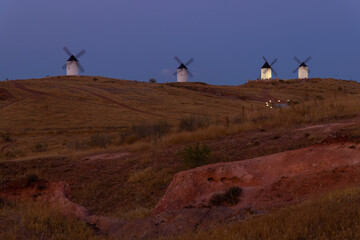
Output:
top-left (75, 49), bottom-right (86, 59)
top-left (78, 63), bottom-right (85, 73)
top-left (174, 56), bottom-right (182, 64)
top-left (185, 58), bottom-right (194, 66)
top-left (304, 56), bottom-right (312, 64)
top-left (262, 56), bottom-right (268, 62)
top-left (292, 67), bottom-right (298, 74)
top-left (294, 56), bottom-right (301, 64)
top-left (62, 63), bottom-right (67, 70)
top-left (173, 71), bottom-right (177, 76)
top-left (272, 68), bottom-right (278, 76)
top-left (188, 71), bottom-right (193, 78)
top-left (308, 69), bottom-right (311, 73)
top-left (63, 46), bottom-right (72, 56)
top-left (270, 58), bottom-right (278, 66)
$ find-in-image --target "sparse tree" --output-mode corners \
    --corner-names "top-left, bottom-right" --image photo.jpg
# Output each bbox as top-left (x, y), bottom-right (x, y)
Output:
top-left (149, 78), bottom-right (157, 83)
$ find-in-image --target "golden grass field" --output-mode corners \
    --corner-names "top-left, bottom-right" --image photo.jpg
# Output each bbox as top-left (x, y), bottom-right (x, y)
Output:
top-left (1, 76), bottom-right (360, 239)
top-left (1, 76), bottom-right (359, 161)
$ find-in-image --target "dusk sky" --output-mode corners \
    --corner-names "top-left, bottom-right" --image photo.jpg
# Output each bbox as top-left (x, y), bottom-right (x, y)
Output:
top-left (1, 0), bottom-right (359, 85)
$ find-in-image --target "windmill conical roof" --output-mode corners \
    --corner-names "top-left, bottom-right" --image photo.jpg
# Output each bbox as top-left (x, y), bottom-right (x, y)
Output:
top-left (177, 63), bottom-right (188, 69)
top-left (67, 55), bottom-right (79, 62)
top-left (261, 61), bottom-right (271, 69)
top-left (299, 62), bottom-right (308, 67)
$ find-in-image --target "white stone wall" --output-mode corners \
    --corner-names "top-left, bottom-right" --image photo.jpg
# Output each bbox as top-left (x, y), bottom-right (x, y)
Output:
top-left (177, 68), bottom-right (188, 82)
top-left (66, 61), bottom-right (79, 76)
top-left (261, 68), bottom-right (272, 80)
top-left (298, 66), bottom-right (308, 79)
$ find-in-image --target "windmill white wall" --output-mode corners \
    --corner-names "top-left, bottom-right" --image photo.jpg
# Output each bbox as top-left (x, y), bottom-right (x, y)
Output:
top-left (261, 68), bottom-right (272, 80)
top-left (66, 61), bottom-right (79, 76)
top-left (177, 68), bottom-right (188, 82)
top-left (298, 66), bottom-right (308, 79)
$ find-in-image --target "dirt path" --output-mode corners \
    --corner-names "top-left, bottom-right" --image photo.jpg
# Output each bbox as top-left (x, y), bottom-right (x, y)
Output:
top-left (12, 81), bottom-right (50, 98)
top-left (70, 86), bottom-right (171, 119)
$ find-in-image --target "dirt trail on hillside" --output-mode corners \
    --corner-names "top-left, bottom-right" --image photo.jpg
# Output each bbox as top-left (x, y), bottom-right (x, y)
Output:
top-left (12, 81), bottom-right (50, 98)
top-left (7, 81), bottom-right (172, 120)
top-left (69, 86), bottom-right (169, 119)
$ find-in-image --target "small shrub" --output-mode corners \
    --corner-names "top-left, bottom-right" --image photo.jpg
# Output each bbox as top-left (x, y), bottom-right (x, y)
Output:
top-left (180, 142), bottom-right (211, 168)
top-left (4, 151), bottom-right (15, 160)
top-left (89, 134), bottom-right (112, 148)
top-left (120, 121), bottom-right (171, 144)
top-left (25, 173), bottom-right (40, 186)
top-left (34, 143), bottom-right (48, 152)
top-left (1, 132), bottom-right (11, 142)
top-left (209, 187), bottom-right (243, 206)
top-left (179, 115), bottom-right (211, 132)
top-left (149, 78), bottom-right (157, 83)
top-left (0, 198), bottom-right (5, 209)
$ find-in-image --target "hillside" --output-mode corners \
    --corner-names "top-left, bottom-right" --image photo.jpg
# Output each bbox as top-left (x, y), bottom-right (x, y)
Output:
top-left (1, 76), bottom-right (359, 161)
top-left (1, 76), bottom-right (360, 239)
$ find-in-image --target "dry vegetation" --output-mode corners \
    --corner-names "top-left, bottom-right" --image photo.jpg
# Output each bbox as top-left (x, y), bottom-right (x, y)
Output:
top-left (1, 76), bottom-right (359, 161)
top-left (160, 187), bottom-right (360, 240)
top-left (1, 76), bottom-right (360, 238)
top-left (0, 202), bottom-right (105, 240)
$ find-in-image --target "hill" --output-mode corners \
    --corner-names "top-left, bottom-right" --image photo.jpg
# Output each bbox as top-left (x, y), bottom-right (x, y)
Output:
top-left (0, 76), bottom-right (360, 239)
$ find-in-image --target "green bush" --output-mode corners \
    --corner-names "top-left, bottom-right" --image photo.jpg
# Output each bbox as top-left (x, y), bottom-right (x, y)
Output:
top-left (89, 134), bottom-right (112, 148)
top-left (34, 143), bottom-right (48, 152)
top-left (25, 173), bottom-right (40, 187)
top-left (180, 142), bottom-right (211, 168)
top-left (1, 132), bottom-right (11, 142)
top-left (209, 187), bottom-right (243, 206)
top-left (119, 121), bottom-right (171, 144)
top-left (179, 115), bottom-right (211, 132)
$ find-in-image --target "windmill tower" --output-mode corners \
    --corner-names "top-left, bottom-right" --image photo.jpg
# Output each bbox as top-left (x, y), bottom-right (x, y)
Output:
top-left (293, 56), bottom-right (311, 79)
top-left (261, 56), bottom-right (278, 80)
top-left (62, 47), bottom-right (86, 76)
top-left (174, 56), bottom-right (194, 82)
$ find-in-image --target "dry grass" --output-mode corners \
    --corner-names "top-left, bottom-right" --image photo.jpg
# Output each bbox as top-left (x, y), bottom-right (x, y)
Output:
top-left (0, 202), bottom-right (105, 240)
top-left (1, 77), bottom-right (359, 161)
top-left (1, 77), bottom-right (360, 238)
top-left (160, 187), bottom-right (360, 240)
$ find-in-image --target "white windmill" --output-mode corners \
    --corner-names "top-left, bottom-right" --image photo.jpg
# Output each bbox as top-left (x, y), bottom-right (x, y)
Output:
top-left (62, 47), bottom-right (86, 76)
top-left (173, 56), bottom-right (194, 82)
top-left (293, 56), bottom-right (311, 79)
top-left (261, 56), bottom-right (278, 80)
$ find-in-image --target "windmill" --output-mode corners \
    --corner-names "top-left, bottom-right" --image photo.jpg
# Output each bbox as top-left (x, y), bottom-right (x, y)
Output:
top-left (173, 56), bottom-right (194, 82)
top-left (261, 56), bottom-right (278, 80)
top-left (62, 47), bottom-right (86, 76)
top-left (293, 56), bottom-right (311, 79)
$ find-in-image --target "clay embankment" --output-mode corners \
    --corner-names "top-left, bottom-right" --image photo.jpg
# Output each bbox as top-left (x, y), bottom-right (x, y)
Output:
top-left (154, 142), bottom-right (360, 214)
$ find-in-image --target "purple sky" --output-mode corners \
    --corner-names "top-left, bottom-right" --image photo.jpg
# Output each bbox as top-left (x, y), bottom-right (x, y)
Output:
top-left (1, 0), bottom-right (359, 84)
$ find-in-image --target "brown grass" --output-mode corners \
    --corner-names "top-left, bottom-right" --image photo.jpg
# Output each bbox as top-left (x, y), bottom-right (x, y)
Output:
top-left (160, 187), bottom-right (360, 240)
top-left (1, 77), bottom-right (359, 161)
top-left (1, 77), bottom-right (360, 238)
top-left (0, 202), bottom-right (105, 240)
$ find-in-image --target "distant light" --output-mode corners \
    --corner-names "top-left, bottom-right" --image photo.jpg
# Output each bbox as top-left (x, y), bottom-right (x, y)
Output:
top-left (278, 100), bottom-right (280, 103)
top-left (269, 100), bottom-right (272, 102)
top-left (287, 99), bottom-right (290, 102)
